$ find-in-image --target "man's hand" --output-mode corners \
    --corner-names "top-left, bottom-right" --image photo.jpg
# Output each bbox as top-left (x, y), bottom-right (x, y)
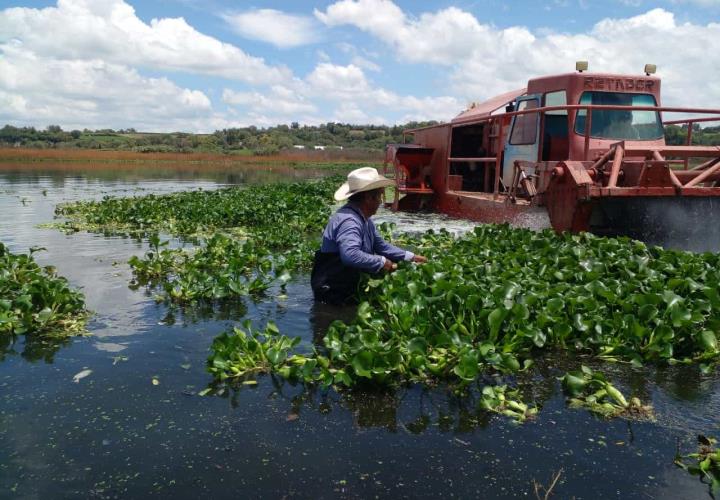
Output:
top-left (383, 258), bottom-right (397, 272)
top-left (412, 255), bottom-right (428, 263)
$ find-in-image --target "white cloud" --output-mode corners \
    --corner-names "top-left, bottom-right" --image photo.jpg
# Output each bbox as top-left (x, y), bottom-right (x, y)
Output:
top-left (315, 0), bottom-right (405, 47)
top-left (221, 61), bottom-right (460, 125)
top-left (334, 42), bottom-right (382, 71)
top-left (317, 2), bottom-right (720, 110)
top-left (222, 86), bottom-right (317, 115)
top-left (0, 0), bottom-right (291, 85)
top-left (306, 63), bottom-right (371, 98)
top-left (4, 0), bottom-right (717, 132)
top-left (0, 43), bottom-right (214, 132)
top-left (316, 1), bottom-right (488, 65)
top-left (331, 102), bottom-right (384, 124)
top-left (223, 9), bottom-right (319, 48)
top-left (305, 63), bottom-right (460, 123)
top-left (351, 56), bottom-right (381, 72)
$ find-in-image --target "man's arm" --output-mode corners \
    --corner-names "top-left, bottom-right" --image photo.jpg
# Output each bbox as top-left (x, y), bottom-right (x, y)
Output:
top-left (371, 222), bottom-right (428, 265)
top-left (336, 219), bottom-right (385, 273)
top-left (370, 222), bottom-right (414, 262)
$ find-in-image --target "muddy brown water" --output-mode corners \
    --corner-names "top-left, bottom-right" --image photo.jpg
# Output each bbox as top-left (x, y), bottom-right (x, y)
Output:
top-left (0, 164), bottom-right (718, 499)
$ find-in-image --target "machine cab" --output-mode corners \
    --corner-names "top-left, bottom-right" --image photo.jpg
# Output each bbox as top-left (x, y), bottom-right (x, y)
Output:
top-left (501, 72), bottom-right (665, 187)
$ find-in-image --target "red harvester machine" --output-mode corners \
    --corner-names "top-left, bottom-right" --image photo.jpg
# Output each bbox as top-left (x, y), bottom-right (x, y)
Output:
top-left (384, 62), bottom-right (720, 251)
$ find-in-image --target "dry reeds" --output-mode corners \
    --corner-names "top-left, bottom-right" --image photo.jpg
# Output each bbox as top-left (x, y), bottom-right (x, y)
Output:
top-left (0, 148), bottom-right (382, 164)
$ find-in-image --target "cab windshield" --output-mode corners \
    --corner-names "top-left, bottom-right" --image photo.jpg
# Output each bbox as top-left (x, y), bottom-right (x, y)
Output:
top-left (574, 92), bottom-right (664, 140)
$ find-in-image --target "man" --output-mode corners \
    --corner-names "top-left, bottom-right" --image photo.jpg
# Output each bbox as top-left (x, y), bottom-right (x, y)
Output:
top-left (311, 167), bottom-right (427, 304)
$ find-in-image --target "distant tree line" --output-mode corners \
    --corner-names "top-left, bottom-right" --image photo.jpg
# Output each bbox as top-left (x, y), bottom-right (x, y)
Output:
top-left (0, 122), bottom-right (718, 155)
top-left (0, 122), bottom-right (438, 155)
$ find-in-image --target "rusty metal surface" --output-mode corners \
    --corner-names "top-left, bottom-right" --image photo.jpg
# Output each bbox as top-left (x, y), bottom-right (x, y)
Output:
top-left (433, 192), bottom-right (529, 224)
top-left (452, 88), bottom-right (527, 124)
top-left (392, 70), bottom-right (720, 245)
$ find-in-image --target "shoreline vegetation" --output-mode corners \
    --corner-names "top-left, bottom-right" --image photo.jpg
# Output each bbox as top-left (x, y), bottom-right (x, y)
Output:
top-left (0, 122), bottom-right (717, 163)
top-left (0, 122), bottom-right (434, 157)
top-left (0, 147), bottom-right (382, 168)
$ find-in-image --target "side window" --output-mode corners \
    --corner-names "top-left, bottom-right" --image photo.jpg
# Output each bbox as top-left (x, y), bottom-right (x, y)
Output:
top-left (544, 90), bottom-right (567, 115)
top-left (509, 99), bottom-right (538, 145)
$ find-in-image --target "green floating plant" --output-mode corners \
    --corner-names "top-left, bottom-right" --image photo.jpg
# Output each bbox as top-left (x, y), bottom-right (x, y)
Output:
top-left (129, 233), bottom-right (280, 303)
top-left (59, 177), bottom-right (342, 303)
top-left (205, 222), bottom-right (720, 394)
top-left (53, 176), bottom-right (720, 392)
top-left (479, 385), bottom-right (538, 423)
top-left (54, 176), bottom-right (342, 239)
top-left (675, 435), bottom-right (720, 498)
top-left (561, 365), bottom-right (653, 420)
top-left (207, 320), bottom-right (302, 381)
top-left (0, 243), bottom-right (87, 338)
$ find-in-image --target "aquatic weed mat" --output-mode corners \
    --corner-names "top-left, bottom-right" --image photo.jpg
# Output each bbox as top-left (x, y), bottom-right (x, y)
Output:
top-left (51, 176), bottom-right (342, 238)
top-left (207, 225), bottom-right (720, 423)
top-left (46, 178), bottom-right (720, 411)
top-left (50, 177), bottom-right (343, 304)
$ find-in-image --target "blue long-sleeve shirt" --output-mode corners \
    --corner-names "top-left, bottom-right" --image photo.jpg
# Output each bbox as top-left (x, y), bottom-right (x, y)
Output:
top-left (319, 203), bottom-right (414, 273)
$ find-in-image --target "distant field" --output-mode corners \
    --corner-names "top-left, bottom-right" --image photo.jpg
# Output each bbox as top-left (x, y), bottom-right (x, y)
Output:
top-left (0, 147), bottom-right (383, 165)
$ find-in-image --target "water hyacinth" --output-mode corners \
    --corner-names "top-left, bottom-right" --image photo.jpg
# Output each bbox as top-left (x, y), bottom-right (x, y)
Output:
top-left (561, 365), bottom-right (653, 420)
top-left (0, 243), bottom-right (87, 338)
top-left (129, 233), bottom-right (282, 303)
top-left (55, 176), bottom-right (342, 238)
top-left (479, 385), bottom-right (538, 423)
top-left (208, 224), bottom-right (720, 394)
top-left (58, 177), bottom-right (342, 303)
top-left (50, 177), bottom-right (720, 421)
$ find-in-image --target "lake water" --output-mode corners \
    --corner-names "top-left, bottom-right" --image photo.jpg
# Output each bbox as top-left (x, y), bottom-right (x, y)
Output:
top-left (0, 164), bottom-right (718, 499)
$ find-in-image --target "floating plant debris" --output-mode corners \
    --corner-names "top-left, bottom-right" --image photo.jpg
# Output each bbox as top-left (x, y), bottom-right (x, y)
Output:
top-left (561, 365), bottom-right (653, 420)
top-left (676, 435), bottom-right (720, 497)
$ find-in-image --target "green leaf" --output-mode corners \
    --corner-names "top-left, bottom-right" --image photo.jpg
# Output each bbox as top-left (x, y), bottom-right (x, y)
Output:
top-left (407, 337), bottom-right (428, 355)
top-left (488, 308), bottom-right (508, 340)
top-left (266, 347), bottom-right (286, 366)
top-left (333, 369), bottom-right (352, 386)
top-left (547, 297), bottom-right (564, 314)
top-left (699, 330), bottom-right (718, 352)
top-left (605, 384), bottom-right (628, 407)
top-left (36, 307), bottom-right (54, 323)
top-left (453, 350), bottom-right (479, 380)
top-left (351, 351), bottom-right (374, 378)
top-left (562, 371), bottom-right (587, 396)
top-left (638, 304), bottom-right (658, 322)
top-left (532, 331), bottom-right (547, 348)
top-left (670, 306), bottom-right (692, 328)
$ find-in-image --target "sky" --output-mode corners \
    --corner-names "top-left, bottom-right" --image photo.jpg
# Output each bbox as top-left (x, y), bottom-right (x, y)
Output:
top-left (0, 0), bottom-right (719, 132)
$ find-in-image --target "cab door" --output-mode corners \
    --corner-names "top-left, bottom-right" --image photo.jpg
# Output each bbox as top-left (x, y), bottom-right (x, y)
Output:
top-left (502, 94), bottom-right (541, 188)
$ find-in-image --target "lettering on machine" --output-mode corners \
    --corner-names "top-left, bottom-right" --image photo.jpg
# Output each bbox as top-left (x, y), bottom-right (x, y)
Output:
top-left (583, 77), bottom-right (655, 92)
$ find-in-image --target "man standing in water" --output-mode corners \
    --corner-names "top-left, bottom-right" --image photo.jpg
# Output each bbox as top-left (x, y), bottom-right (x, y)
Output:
top-left (311, 167), bottom-right (427, 304)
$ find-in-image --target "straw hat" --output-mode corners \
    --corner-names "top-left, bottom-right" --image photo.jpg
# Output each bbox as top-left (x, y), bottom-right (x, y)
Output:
top-left (334, 167), bottom-right (394, 201)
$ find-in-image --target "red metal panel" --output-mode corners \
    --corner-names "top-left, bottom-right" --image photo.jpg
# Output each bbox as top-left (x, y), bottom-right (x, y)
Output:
top-left (453, 88), bottom-right (526, 124)
top-left (434, 193), bottom-right (529, 224)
